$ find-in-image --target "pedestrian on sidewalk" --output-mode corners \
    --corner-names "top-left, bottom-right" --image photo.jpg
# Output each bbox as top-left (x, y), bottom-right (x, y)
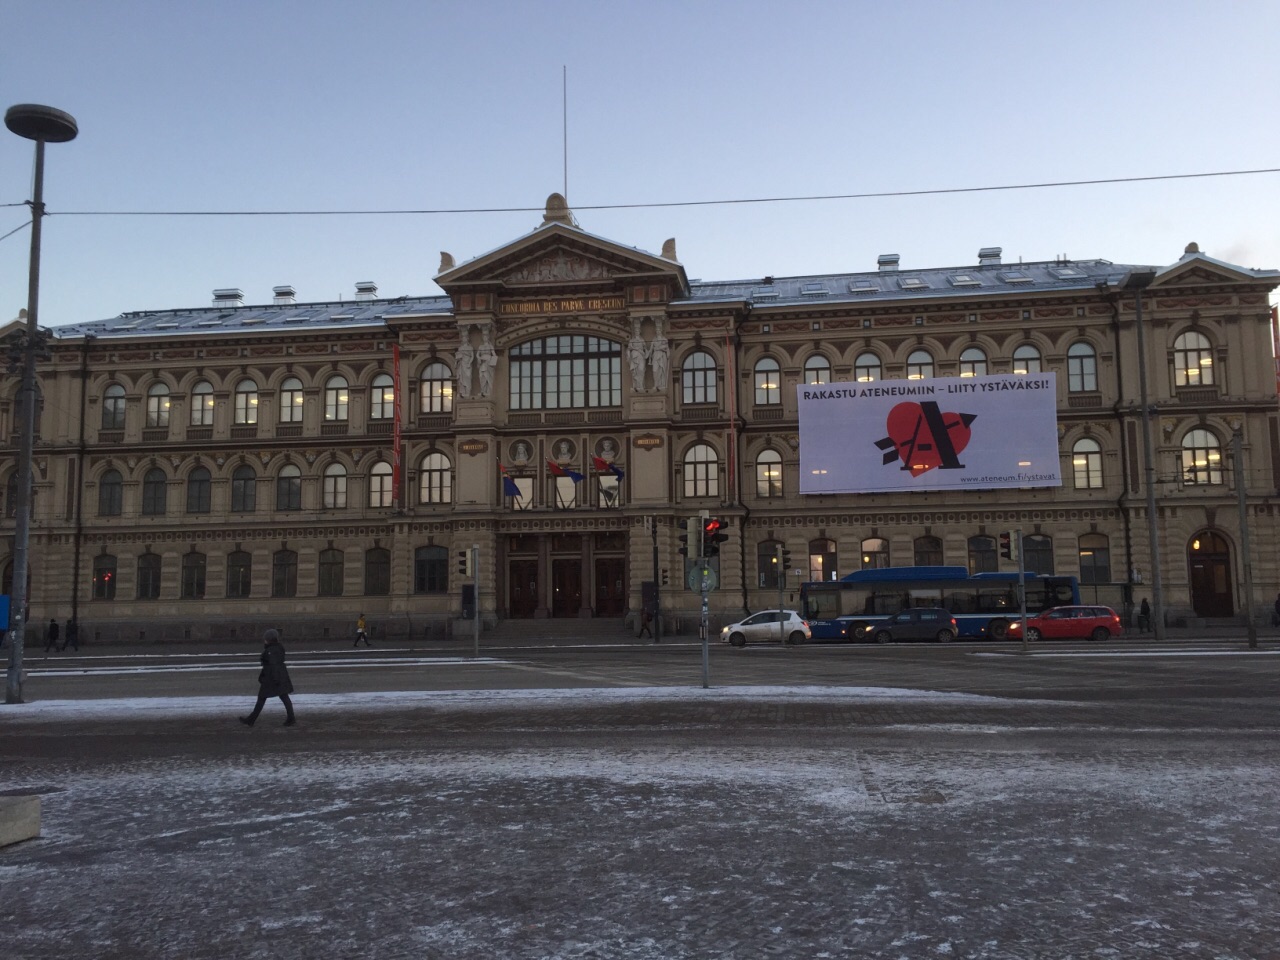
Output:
top-left (43, 617), bottom-right (60, 654)
top-left (354, 613), bottom-right (371, 647)
top-left (637, 608), bottom-right (653, 639)
top-left (62, 617), bottom-right (79, 652)
top-left (239, 628), bottom-right (296, 727)
top-left (1138, 597), bottom-right (1151, 634)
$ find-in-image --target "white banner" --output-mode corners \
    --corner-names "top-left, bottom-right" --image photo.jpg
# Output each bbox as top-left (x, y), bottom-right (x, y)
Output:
top-left (798, 373), bottom-right (1061, 494)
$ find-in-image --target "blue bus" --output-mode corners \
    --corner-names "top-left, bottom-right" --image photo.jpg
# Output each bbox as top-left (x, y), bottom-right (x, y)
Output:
top-left (800, 566), bottom-right (1080, 642)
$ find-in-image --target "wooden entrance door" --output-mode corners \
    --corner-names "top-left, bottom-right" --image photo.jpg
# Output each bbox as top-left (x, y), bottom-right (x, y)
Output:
top-left (552, 559), bottom-right (581, 617)
top-left (594, 558), bottom-right (625, 617)
top-left (1188, 531), bottom-right (1233, 618)
top-left (508, 559), bottom-right (539, 619)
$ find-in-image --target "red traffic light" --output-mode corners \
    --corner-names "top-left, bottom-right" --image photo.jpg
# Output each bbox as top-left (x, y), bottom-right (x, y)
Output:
top-left (704, 518), bottom-right (722, 534)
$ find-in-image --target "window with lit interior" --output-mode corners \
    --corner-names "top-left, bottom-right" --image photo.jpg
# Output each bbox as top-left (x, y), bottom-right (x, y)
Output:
top-left (370, 373), bottom-right (395, 419)
top-left (234, 379), bottom-right (259, 425)
top-left (279, 377), bottom-right (304, 424)
top-left (509, 335), bottom-right (621, 410)
top-left (146, 383), bottom-right (171, 428)
top-left (190, 380), bottom-right (214, 426)
top-left (1173, 330), bottom-right (1215, 387)
top-left (1067, 342), bottom-right (1097, 392)
top-left (754, 357), bottom-right (781, 405)
top-left (755, 449), bottom-right (782, 498)
top-left (854, 352), bottom-right (882, 382)
top-left (906, 350), bottom-right (934, 380)
top-left (419, 452), bottom-right (452, 504)
top-left (1181, 428), bottom-right (1223, 485)
top-left (1013, 344), bottom-right (1042, 375)
top-left (324, 375), bottom-right (349, 422)
top-left (681, 350), bottom-right (718, 404)
top-left (420, 362), bottom-right (454, 414)
top-left (1072, 438), bottom-right (1103, 489)
top-left (804, 355), bottom-right (831, 384)
top-left (958, 347), bottom-right (987, 378)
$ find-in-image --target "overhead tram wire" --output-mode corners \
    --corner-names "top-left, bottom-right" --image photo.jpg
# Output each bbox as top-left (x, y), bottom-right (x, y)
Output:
top-left (0, 220), bottom-right (31, 243)
top-left (20, 166), bottom-right (1280, 219)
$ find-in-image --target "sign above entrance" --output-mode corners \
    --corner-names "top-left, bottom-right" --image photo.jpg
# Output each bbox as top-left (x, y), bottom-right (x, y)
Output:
top-left (458, 439), bottom-right (489, 456)
top-left (633, 434), bottom-right (664, 449)
top-left (499, 296), bottom-right (626, 317)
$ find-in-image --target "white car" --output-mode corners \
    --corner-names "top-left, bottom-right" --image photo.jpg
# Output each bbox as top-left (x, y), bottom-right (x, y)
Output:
top-left (720, 610), bottom-right (811, 647)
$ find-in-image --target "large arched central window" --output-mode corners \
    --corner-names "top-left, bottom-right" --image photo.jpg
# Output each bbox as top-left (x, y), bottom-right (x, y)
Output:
top-left (509, 335), bottom-right (621, 410)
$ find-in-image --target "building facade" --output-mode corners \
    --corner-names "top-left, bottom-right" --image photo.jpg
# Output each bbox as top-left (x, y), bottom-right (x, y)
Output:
top-left (3, 195), bottom-right (1279, 642)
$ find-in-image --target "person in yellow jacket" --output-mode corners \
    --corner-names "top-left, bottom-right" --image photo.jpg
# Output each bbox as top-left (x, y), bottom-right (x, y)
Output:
top-left (354, 613), bottom-right (371, 647)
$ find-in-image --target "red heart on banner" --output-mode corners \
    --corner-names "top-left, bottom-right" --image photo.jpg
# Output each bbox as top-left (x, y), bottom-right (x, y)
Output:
top-left (885, 401), bottom-right (974, 477)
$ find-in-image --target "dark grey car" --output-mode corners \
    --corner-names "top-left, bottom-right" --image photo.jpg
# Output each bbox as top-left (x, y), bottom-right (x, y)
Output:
top-left (871, 608), bottom-right (959, 644)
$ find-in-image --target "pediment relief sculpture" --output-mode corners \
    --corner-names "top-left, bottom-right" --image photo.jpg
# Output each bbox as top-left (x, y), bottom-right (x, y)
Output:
top-left (501, 250), bottom-right (616, 285)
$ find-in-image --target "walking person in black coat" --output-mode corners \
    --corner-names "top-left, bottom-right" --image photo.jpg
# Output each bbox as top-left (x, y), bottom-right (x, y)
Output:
top-left (43, 618), bottom-right (60, 654)
top-left (239, 628), bottom-right (296, 726)
top-left (61, 617), bottom-right (79, 652)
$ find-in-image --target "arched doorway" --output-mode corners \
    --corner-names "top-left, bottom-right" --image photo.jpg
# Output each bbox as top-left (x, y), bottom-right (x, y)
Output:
top-left (1188, 531), bottom-right (1233, 618)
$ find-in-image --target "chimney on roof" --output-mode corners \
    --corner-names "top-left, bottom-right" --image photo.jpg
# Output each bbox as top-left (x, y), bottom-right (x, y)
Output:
top-left (355, 281), bottom-right (378, 301)
top-left (877, 254), bottom-right (900, 272)
top-left (273, 285), bottom-right (296, 305)
top-left (212, 288), bottom-right (244, 307)
top-left (978, 246), bottom-right (1002, 266)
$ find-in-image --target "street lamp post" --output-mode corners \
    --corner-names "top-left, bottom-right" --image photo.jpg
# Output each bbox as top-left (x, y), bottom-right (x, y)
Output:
top-left (1127, 268), bottom-right (1165, 642)
top-left (5, 103), bottom-right (78, 705)
top-left (1232, 426), bottom-right (1258, 649)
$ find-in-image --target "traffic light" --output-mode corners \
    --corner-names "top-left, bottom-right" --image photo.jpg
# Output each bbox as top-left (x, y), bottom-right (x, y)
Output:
top-left (661, 569), bottom-right (669, 587)
top-left (457, 549), bottom-right (472, 578)
top-left (702, 517), bottom-right (729, 557)
top-left (999, 531), bottom-right (1018, 561)
top-left (780, 546), bottom-right (792, 570)
top-left (680, 516), bottom-right (701, 559)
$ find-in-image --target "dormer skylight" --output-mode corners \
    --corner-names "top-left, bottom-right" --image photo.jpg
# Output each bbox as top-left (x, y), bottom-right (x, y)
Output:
top-left (800, 282), bottom-right (829, 297)
top-left (999, 271), bottom-right (1034, 285)
top-left (751, 287), bottom-right (779, 301)
top-left (848, 280), bottom-right (879, 294)
top-left (898, 277), bottom-right (929, 291)
top-left (1049, 266), bottom-right (1087, 279)
top-left (948, 274), bottom-right (982, 287)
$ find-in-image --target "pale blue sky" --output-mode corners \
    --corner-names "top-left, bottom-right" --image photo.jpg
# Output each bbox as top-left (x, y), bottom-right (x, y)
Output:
top-left (3, 0), bottom-right (1278, 326)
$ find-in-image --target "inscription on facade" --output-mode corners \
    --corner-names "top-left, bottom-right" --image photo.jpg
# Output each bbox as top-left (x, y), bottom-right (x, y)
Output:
top-left (499, 296), bottom-right (626, 317)
top-left (633, 434), bottom-right (663, 449)
top-left (458, 439), bottom-right (489, 456)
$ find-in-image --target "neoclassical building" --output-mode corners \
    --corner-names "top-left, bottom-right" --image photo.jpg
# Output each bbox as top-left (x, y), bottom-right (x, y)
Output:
top-left (3, 195), bottom-right (1278, 642)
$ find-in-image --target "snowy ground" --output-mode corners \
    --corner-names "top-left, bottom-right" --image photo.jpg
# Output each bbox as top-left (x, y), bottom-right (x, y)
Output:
top-left (4, 687), bottom-right (1279, 959)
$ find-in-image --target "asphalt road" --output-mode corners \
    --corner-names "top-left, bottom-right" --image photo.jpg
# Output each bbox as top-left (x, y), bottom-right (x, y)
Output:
top-left (5, 639), bottom-right (1279, 959)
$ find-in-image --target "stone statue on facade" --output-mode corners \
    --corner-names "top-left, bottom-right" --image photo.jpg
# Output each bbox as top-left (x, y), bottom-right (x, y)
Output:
top-left (476, 327), bottom-right (498, 399)
top-left (627, 319), bottom-right (651, 393)
top-left (455, 332), bottom-right (475, 400)
top-left (649, 317), bottom-right (670, 387)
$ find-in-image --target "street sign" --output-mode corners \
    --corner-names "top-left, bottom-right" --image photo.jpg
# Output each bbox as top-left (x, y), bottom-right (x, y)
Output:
top-left (687, 563), bottom-right (718, 592)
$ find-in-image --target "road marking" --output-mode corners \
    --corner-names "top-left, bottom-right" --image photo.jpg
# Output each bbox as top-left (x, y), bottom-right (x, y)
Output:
top-left (974, 649), bottom-right (1280, 658)
top-left (25, 656), bottom-right (510, 677)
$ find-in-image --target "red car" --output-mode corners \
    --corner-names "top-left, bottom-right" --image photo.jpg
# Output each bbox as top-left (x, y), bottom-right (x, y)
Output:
top-left (1008, 605), bottom-right (1122, 642)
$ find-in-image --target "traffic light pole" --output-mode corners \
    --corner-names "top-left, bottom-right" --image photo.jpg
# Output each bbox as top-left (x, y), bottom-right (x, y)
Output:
top-left (1016, 528), bottom-right (1028, 654)
top-left (472, 544), bottom-right (480, 659)
top-left (776, 544), bottom-right (785, 643)
top-left (650, 515), bottom-right (661, 644)
top-left (698, 511), bottom-right (710, 689)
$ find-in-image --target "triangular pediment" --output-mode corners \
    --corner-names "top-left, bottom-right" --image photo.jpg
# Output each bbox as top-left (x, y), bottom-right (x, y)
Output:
top-left (1153, 251), bottom-right (1277, 288)
top-left (436, 220), bottom-right (689, 295)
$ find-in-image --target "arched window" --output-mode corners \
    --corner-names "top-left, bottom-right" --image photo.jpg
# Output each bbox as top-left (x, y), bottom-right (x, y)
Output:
top-left (181, 551), bottom-right (206, 599)
top-left (1024, 534), bottom-right (1054, 575)
top-left (1182, 428), bottom-right (1224, 485)
top-left (234, 379), bottom-right (259, 425)
top-left (364, 547), bottom-right (391, 596)
top-left (968, 535), bottom-right (997, 574)
top-left (809, 538), bottom-right (837, 582)
top-left (854, 352), bottom-right (882, 383)
top-left (322, 463), bottom-right (347, 509)
top-left (368, 461), bottom-right (393, 508)
top-left (861, 537), bottom-right (890, 570)
top-left (1067, 342), bottom-right (1097, 393)
top-left (318, 547), bottom-right (345, 597)
top-left (98, 469), bottom-right (123, 517)
top-left (754, 357), bottom-right (782, 405)
top-left (414, 545), bottom-right (448, 594)
top-left (419, 452), bottom-right (452, 504)
top-left (755, 449), bottom-right (782, 498)
top-left (190, 380), bottom-right (214, 426)
top-left (276, 464), bottom-right (302, 511)
top-left (102, 383), bottom-right (126, 430)
top-left (681, 350), bottom-right (717, 405)
top-left (136, 554), bottom-right (162, 600)
top-left (370, 373), bottom-right (395, 420)
top-left (141, 468), bottom-right (167, 516)
top-left (683, 443), bottom-right (719, 499)
top-left (272, 549), bottom-right (298, 598)
top-left (1072, 438), bottom-right (1103, 489)
top-left (93, 554), bottom-right (117, 600)
top-left (1174, 330), bottom-right (1215, 386)
top-left (959, 347), bottom-right (987, 378)
top-left (1078, 534), bottom-right (1110, 584)
top-left (186, 466), bottom-right (211, 513)
top-left (226, 550), bottom-right (252, 598)
top-left (509, 335), bottom-right (622, 410)
top-left (757, 540), bottom-right (784, 590)
top-left (804, 355), bottom-right (831, 385)
top-left (420, 362), bottom-right (454, 414)
top-left (279, 376), bottom-right (304, 424)
top-left (146, 383), bottom-right (171, 428)
top-left (914, 535), bottom-right (943, 566)
top-left (231, 465), bottom-right (256, 512)
top-left (324, 375), bottom-right (349, 421)
top-left (906, 349), bottom-right (934, 380)
top-left (1013, 344), bottom-right (1042, 375)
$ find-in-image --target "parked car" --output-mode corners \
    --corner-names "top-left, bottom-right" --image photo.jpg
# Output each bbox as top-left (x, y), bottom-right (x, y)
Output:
top-left (1007, 605), bottom-right (1122, 642)
top-left (870, 608), bottom-right (959, 644)
top-left (721, 610), bottom-right (811, 647)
